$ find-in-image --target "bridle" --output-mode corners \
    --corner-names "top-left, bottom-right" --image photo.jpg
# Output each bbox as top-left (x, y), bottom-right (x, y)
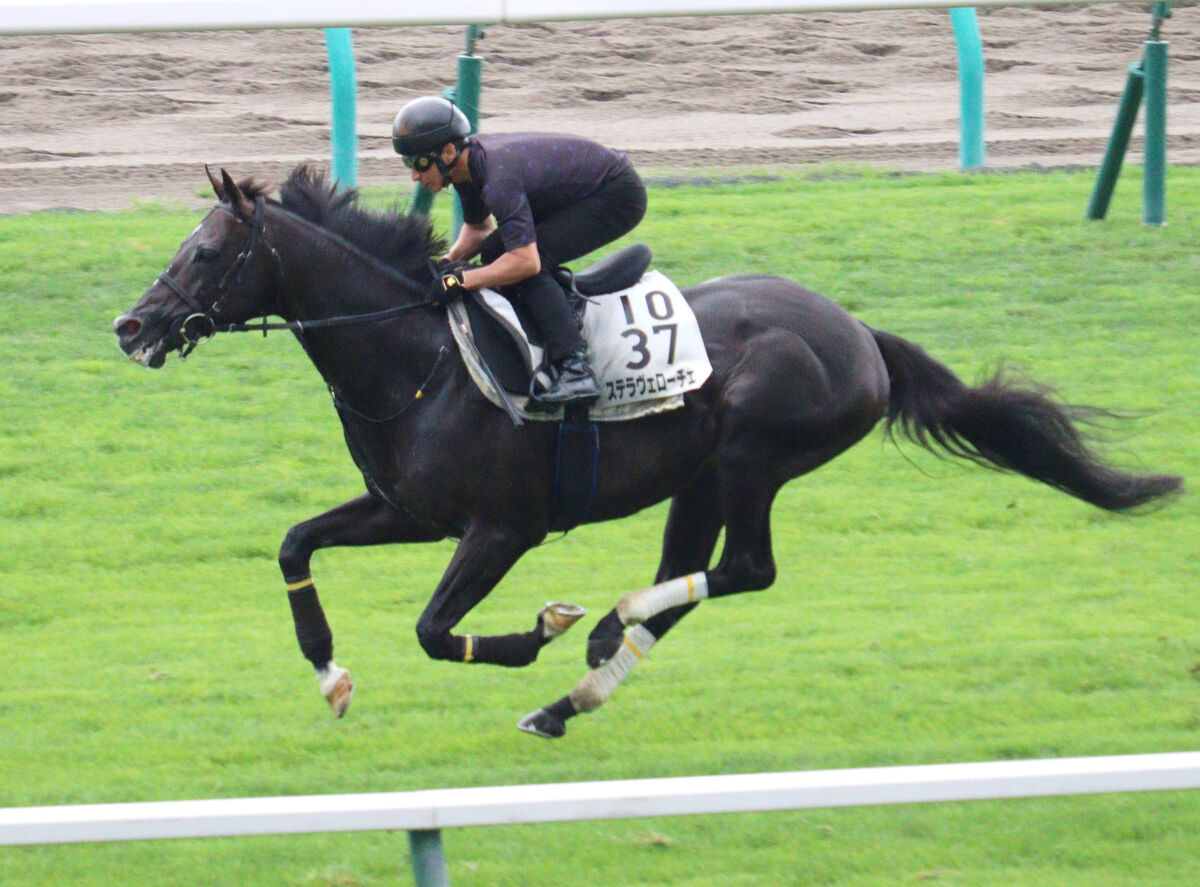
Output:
top-left (154, 196), bottom-right (280, 358)
top-left (155, 195), bottom-right (440, 360)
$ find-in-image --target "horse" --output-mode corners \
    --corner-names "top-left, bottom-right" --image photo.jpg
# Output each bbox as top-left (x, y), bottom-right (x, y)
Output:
top-left (113, 165), bottom-right (1182, 738)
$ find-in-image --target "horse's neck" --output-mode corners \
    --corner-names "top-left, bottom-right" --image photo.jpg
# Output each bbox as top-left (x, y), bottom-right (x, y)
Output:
top-left (270, 210), bottom-right (445, 404)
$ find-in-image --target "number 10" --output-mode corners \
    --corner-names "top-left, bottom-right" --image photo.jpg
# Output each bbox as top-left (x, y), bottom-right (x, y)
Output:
top-left (620, 291), bottom-right (679, 369)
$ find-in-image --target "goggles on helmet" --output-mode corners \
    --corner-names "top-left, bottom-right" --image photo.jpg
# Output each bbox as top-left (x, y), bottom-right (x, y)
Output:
top-left (401, 153), bottom-right (439, 172)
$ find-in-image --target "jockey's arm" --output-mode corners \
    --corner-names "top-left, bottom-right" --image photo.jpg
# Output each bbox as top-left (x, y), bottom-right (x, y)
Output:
top-left (460, 242), bottom-right (541, 291)
top-left (444, 220), bottom-right (494, 262)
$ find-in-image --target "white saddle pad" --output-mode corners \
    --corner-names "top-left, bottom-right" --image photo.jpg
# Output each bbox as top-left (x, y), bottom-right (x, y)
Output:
top-left (448, 269), bottom-right (712, 423)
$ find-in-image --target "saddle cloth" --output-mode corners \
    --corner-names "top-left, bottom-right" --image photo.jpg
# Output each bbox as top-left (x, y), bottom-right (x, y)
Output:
top-left (447, 270), bottom-right (712, 422)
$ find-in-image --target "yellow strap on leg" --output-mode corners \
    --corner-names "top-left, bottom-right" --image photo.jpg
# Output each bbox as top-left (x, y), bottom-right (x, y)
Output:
top-left (286, 577), bottom-right (314, 592)
top-left (463, 635), bottom-right (475, 663)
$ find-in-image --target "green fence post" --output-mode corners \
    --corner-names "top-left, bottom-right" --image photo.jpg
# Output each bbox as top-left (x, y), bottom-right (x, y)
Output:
top-left (447, 27), bottom-right (484, 238)
top-left (1142, 38), bottom-right (1168, 226)
top-left (408, 829), bottom-right (450, 887)
top-left (410, 25), bottom-right (484, 229)
top-left (323, 28), bottom-right (358, 189)
top-left (1085, 62), bottom-right (1145, 220)
top-left (409, 181), bottom-right (435, 216)
top-left (949, 8), bottom-right (985, 170)
top-left (1087, 1), bottom-right (1172, 222)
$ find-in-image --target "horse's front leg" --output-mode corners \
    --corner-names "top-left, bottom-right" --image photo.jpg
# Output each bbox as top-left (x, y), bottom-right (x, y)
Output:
top-left (415, 523), bottom-right (586, 668)
top-left (279, 492), bottom-right (445, 717)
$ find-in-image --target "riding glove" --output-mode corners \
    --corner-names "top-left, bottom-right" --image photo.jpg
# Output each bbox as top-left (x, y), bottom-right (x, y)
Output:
top-left (434, 259), bottom-right (473, 303)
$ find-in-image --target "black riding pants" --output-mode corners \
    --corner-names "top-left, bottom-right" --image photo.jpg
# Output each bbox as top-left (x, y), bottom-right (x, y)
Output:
top-left (480, 167), bottom-right (647, 362)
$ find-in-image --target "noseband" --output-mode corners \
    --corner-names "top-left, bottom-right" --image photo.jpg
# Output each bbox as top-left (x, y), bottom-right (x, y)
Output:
top-left (156, 196), bottom-right (280, 358)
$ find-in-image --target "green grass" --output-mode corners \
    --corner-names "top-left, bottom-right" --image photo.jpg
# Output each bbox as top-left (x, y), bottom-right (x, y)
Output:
top-left (1, 167), bottom-right (1199, 885)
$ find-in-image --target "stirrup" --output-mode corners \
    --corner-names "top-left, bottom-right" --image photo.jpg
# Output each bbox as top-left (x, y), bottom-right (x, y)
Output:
top-left (535, 384), bottom-right (600, 408)
top-left (529, 354), bottom-right (599, 408)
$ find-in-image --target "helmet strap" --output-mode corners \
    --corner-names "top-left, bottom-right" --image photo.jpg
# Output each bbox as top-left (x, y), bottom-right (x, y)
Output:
top-left (433, 143), bottom-right (462, 185)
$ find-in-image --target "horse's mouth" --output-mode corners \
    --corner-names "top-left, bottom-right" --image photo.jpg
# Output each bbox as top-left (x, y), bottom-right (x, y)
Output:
top-left (114, 314), bottom-right (179, 369)
top-left (127, 338), bottom-right (170, 369)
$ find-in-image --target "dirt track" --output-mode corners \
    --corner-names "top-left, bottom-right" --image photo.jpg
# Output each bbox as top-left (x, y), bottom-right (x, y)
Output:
top-left (0, 4), bottom-right (1197, 213)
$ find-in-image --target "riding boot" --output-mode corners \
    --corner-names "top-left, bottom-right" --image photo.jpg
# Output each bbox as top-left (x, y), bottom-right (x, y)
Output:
top-left (537, 347), bottom-right (600, 408)
top-left (512, 271), bottom-right (600, 409)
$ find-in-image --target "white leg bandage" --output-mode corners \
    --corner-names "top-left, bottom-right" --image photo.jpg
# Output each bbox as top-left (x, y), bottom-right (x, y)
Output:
top-left (616, 572), bottom-right (708, 626)
top-left (568, 625), bottom-right (657, 713)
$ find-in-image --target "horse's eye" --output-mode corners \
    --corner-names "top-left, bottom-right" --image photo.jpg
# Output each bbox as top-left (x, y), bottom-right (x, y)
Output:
top-left (195, 246), bottom-right (220, 262)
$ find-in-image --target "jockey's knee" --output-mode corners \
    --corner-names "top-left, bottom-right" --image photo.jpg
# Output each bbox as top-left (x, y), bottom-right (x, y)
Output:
top-left (415, 619), bottom-right (458, 661)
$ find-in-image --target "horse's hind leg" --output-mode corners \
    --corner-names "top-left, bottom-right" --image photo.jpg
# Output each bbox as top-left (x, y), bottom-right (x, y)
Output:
top-left (613, 374), bottom-right (884, 626)
top-left (521, 474), bottom-right (723, 739)
top-left (279, 492), bottom-right (445, 717)
top-left (587, 469), bottom-right (723, 668)
top-left (521, 437), bottom-right (847, 738)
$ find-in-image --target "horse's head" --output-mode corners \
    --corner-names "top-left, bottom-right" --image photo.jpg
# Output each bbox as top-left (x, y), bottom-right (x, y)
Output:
top-left (114, 167), bottom-right (280, 367)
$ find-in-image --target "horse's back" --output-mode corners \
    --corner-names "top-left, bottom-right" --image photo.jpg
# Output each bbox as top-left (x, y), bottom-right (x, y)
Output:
top-left (683, 273), bottom-right (889, 447)
top-left (684, 273), bottom-right (886, 383)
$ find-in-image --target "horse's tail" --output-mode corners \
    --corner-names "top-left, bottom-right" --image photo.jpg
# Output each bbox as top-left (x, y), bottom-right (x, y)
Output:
top-left (869, 328), bottom-right (1183, 512)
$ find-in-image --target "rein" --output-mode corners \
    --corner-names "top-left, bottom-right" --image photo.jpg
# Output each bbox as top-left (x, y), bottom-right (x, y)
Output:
top-left (217, 300), bottom-right (440, 338)
top-left (158, 197), bottom-right (440, 358)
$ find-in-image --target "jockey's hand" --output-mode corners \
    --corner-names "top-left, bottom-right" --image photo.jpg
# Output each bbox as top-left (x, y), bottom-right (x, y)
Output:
top-left (434, 259), bottom-right (473, 303)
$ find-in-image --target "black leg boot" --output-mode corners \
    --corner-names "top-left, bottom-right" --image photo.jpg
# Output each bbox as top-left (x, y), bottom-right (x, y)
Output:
top-left (538, 346), bottom-right (600, 407)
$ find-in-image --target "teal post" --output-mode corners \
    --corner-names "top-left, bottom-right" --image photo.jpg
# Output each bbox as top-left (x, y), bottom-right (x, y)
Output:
top-left (949, 8), bottom-right (985, 169)
top-left (448, 30), bottom-right (484, 238)
top-left (1142, 38), bottom-right (1168, 225)
top-left (409, 177), bottom-right (435, 216)
top-left (412, 25), bottom-right (484, 230)
top-left (408, 829), bottom-right (450, 887)
top-left (1085, 62), bottom-right (1145, 220)
top-left (1086, 2), bottom-right (1172, 223)
top-left (323, 28), bottom-right (358, 189)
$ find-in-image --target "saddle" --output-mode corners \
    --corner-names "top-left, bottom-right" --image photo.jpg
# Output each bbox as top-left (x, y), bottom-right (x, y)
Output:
top-left (448, 243), bottom-right (712, 424)
top-left (460, 244), bottom-right (652, 395)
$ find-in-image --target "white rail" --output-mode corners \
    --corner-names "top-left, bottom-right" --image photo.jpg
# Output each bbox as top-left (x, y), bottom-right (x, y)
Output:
top-left (0, 0), bottom-right (1127, 36)
top-left (3, 752), bottom-right (1200, 847)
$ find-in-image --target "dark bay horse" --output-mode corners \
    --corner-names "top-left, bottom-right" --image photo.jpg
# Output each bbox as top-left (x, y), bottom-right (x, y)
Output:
top-left (114, 166), bottom-right (1182, 738)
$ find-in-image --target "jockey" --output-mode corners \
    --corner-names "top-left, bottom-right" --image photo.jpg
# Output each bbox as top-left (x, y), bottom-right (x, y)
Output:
top-left (392, 96), bottom-right (647, 409)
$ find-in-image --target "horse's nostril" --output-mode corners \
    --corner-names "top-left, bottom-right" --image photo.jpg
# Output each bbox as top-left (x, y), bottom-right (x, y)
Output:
top-left (114, 315), bottom-right (143, 339)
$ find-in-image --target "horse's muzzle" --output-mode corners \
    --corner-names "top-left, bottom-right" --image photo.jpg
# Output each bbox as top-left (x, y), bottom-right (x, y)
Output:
top-left (113, 311), bottom-right (171, 368)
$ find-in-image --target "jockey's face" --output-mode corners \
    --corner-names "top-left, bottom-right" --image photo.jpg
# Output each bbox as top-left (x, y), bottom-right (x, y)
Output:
top-left (410, 160), bottom-right (445, 192)
top-left (408, 143), bottom-right (465, 191)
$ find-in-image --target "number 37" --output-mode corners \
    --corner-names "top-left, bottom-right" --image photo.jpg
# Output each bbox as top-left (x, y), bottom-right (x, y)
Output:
top-left (619, 290), bottom-right (678, 370)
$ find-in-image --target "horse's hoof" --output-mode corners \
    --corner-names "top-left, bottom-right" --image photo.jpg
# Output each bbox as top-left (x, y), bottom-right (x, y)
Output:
top-left (586, 610), bottom-right (624, 668)
top-left (538, 601), bottom-right (588, 639)
top-left (319, 665), bottom-right (355, 719)
top-left (517, 708), bottom-right (566, 739)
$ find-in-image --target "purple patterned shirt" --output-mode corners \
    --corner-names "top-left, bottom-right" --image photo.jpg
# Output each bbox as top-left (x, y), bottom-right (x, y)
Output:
top-left (455, 132), bottom-right (633, 253)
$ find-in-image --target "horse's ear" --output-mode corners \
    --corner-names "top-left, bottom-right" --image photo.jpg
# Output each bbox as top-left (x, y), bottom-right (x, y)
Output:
top-left (205, 164), bottom-right (225, 201)
top-left (220, 168), bottom-right (255, 220)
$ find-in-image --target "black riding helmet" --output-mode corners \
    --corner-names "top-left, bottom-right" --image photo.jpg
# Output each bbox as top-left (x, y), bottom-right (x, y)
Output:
top-left (392, 97), bottom-right (471, 158)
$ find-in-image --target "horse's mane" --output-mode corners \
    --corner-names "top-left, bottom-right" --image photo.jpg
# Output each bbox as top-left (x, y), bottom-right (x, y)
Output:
top-left (254, 164), bottom-right (447, 280)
